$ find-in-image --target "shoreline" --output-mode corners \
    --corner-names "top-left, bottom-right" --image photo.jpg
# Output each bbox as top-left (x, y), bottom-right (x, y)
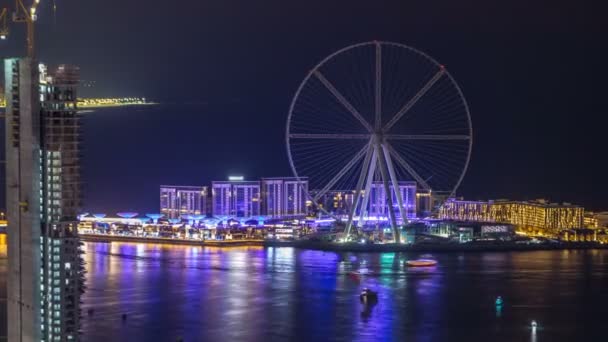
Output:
top-left (80, 234), bottom-right (607, 253)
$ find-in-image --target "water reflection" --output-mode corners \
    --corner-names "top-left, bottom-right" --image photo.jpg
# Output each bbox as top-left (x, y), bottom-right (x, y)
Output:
top-left (68, 243), bottom-right (608, 341)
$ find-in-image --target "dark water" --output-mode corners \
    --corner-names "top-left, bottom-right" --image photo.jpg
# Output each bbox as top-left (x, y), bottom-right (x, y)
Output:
top-left (2, 243), bottom-right (608, 341)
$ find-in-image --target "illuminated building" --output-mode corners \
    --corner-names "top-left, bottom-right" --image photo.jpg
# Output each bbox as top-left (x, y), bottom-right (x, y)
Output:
top-left (413, 220), bottom-right (516, 243)
top-left (311, 190), bottom-right (356, 216)
top-left (212, 179), bottom-right (260, 217)
top-left (583, 212), bottom-right (608, 229)
top-left (1, 97), bottom-right (150, 109)
top-left (439, 198), bottom-right (584, 235)
top-left (584, 213), bottom-right (599, 229)
top-left (311, 183), bottom-right (416, 221)
top-left (160, 185), bottom-right (208, 218)
top-left (4, 59), bottom-right (83, 342)
top-left (415, 190), bottom-right (432, 217)
top-left (368, 181), bottom-right (416, 220)
top-left (261, 177), bottom-right (308, 218)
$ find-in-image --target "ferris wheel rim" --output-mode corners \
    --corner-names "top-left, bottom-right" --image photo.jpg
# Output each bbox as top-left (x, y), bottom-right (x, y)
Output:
top-left (285, 40), bottom-right (473, 210)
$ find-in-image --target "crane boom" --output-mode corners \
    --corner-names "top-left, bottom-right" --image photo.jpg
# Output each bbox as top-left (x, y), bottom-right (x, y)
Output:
top-left (12, 0), bottom-right (40, 57)
top-left (0, 8), bottom-right (8, 39)
top-left (0, 1), bottom-right (41, 57)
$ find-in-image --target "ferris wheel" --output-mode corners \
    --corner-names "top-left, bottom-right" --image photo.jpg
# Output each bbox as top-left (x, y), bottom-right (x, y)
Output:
top-left (286, 41), bottom-right (472, 241)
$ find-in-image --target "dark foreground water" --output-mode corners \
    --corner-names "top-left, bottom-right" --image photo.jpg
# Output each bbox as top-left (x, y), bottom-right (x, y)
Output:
top-left (2, 242), bottom-right (608, 341)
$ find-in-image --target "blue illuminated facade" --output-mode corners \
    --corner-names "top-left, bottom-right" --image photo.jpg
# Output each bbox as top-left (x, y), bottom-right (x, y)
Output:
top-left (160, 185), bottom-right (208, 219)
top-left (261, 177), bottom-right (309, 218)
top-left (368, 181), bottom-right (417, 220)
top-left (212, 180), bottom-right (260, 217)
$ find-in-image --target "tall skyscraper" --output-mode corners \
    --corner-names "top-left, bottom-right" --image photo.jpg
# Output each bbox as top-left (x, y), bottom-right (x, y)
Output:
top-left (5, 58), bottom-right (83, 342)
top-left (160, 185), bottom-right (208, 218)
top-left (212, 180), bottom-right (260, 217)
top-left (261, 177), bottom-right (308, 217)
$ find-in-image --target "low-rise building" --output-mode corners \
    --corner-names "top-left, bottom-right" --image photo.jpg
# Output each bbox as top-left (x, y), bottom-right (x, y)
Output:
top-left (261, 177), bottom-right (308, 218)
top-left (160, 185), bottom-right (208, 219)
top-left (212, 180), bottom-right (261, 217)
top-left (439, 198), bottom-right (584, 236)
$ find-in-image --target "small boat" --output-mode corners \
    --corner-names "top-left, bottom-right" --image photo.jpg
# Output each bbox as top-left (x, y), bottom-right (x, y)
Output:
top-left (406, 259), bottom-right (437, 267)
top-left (360, 288), bottom-right (378, 303)
top-left (348, 268), bottom-right (376, 277)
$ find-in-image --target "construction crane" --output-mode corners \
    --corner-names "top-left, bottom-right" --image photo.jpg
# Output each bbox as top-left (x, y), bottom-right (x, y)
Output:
top-left (0, 0), bottom-right (42, 58)
top-left (0, 7), bottom-right (8, 40)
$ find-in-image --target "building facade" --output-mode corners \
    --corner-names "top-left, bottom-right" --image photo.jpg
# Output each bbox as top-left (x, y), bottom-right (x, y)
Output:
top-left (368, 181), bottom-right (417, 220)
top-left (5, 59), bottom-right (83, 342)
top-left (312, 190), bottom-right (356, 216)
top-left (160, 185), bottom-right (208, 219)
top-left (311, 182), bottom-right (417, 222)
top-left (212, 180), bottom-right (260, 217)
top-left (439, 198), bottom-right (584, 235)
top-left (261, 177), bottom-right (308, 217)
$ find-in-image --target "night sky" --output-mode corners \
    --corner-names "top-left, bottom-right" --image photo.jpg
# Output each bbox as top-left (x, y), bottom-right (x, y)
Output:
top-left (1, 0), bottom-right (607, 213)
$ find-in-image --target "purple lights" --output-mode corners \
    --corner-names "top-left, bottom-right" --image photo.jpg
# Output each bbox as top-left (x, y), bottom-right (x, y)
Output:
top-left (117, 212), bottom-right (139, 219)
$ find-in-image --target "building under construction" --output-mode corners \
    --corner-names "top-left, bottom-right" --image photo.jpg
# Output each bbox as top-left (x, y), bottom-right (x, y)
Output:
top-left (4, 58), bottom-right (84, 342)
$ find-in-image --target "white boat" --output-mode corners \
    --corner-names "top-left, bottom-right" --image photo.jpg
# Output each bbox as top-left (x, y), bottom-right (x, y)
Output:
top-left (406, 259), bottom-right (437, 267)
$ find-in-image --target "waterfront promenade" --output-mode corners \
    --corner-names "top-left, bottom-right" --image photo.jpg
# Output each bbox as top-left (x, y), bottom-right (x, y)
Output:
top-left (80, 233), bottom-right (607, 253)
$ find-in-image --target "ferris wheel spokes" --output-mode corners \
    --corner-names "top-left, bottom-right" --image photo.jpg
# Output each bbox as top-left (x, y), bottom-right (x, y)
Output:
top-left (311, 141), bottom-right (372, 202)
top-left (374, 41), bottom-right (382, 130)
top-left (385, 143), bottom-right (431, 191)
top-left (287, 41), bottom-right (473, 243)
top-left (313, 70), bottom-right (374, 133)
top-left (289, 133), bottom-right (371, 140)
top-left (383, 67), bottom-right (446, 133)
top-left (385, 134), bottom-right (471, 141)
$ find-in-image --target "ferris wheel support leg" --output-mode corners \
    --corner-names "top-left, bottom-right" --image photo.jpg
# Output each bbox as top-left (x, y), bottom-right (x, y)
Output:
top-left (345, 144), bottom-right (374, 239)
top-left (375, 143), bottom-right (400, 243)
top-left (381, 143), bottom-right (408, 226)
top-left (358, 149), bottom-right (377, 227)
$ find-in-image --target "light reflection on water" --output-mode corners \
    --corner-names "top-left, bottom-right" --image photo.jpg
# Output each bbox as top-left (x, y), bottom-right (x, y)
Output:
top-left (77, 242), bottom-right (608, 341)
top-left (1, 242), bottom-right (608, 341)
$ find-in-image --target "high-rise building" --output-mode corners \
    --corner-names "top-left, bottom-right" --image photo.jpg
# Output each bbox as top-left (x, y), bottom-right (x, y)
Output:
top-left (439, 198), bottom-right (584, 235)
top-left (5, 58), bottom-right (83, 342)
top-left (160, 185), bottom-right (208, 218)
top-left (212, 180), bottom-right (260, 217)
top-left (261, 177), bottom-right (308, 217)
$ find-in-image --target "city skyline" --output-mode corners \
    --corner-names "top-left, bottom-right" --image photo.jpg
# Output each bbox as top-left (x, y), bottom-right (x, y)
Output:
top-left (0, 2), bottom-right (607, 342)
top-left (0, 1), bottom-right (605, 214)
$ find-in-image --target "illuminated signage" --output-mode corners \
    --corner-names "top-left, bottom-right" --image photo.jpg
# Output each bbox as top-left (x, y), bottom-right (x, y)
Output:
top-left (228, 176), bottom-right (244, 181)
top-left (482, 225), bottom-right (510, 233)
top-left (275, 228), bottom-right (294, 233)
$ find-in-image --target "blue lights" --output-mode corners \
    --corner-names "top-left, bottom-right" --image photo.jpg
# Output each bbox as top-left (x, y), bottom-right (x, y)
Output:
top-left (146, 213), bottom-right (164, 224)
